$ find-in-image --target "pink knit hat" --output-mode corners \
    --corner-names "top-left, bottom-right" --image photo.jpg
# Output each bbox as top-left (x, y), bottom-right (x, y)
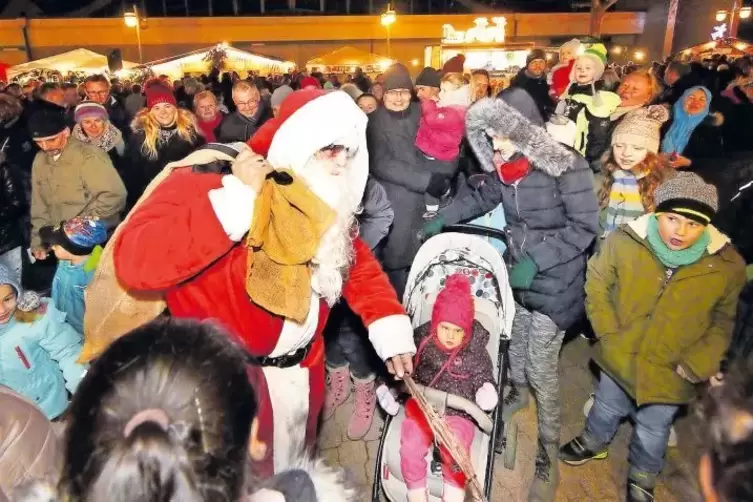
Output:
top-left (431, 273), bottom-right (475, 337)
top-left (74, 101), bottom-right (108, 123)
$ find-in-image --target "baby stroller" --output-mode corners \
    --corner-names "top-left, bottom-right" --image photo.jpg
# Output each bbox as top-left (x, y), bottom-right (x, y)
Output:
top-left (372, 225), bottom-right (515, 502)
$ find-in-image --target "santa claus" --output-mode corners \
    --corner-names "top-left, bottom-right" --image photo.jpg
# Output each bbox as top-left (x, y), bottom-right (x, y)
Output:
top-left (112, 89), bottom-right (416, 476)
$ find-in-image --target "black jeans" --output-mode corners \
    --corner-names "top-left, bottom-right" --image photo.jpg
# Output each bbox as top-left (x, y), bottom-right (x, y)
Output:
top-left (324, 302), bottom-right (380, 380)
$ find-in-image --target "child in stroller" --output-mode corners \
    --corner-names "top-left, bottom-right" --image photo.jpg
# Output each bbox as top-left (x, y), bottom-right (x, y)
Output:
top-left (378, 273), bottom-right (499, 502)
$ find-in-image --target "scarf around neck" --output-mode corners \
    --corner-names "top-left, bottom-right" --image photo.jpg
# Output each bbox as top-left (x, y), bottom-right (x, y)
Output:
top-left (73, 122), bottom-right (123, 154)
top-left (661, 86), bottom-right (711, 155)
top-left (646, 214), bottom-right (710, 268)
top-left (602, 169), bottom-right (646, 234)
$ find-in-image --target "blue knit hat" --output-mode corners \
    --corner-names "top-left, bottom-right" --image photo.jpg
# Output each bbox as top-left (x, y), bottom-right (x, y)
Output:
top-left (0, 263), bottom-right (20, 296)
top-left (40, 216), bottom-right (108, 256)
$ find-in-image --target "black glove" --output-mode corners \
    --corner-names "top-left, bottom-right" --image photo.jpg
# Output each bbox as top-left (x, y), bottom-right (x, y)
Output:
top-left (426, 174), bottom-right (451, 199)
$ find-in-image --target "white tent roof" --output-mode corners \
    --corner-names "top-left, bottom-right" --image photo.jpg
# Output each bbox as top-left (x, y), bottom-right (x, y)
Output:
top-left (8, 49), bottom-right (138, 78)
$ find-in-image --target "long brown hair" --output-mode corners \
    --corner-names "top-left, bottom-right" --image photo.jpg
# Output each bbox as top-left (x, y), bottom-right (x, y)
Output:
top-left (598, 150), bottom-right (670, 212)
top-left (132, 107), bottom-right (200, 160)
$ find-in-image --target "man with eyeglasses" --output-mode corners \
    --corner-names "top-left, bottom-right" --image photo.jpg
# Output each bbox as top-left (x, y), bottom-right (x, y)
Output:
top-left (216, 80), bottom-right (273, 143)
top-left (84, 74), bottom-right (129, 135)
top-left (367, 63), bottom-right (457, 296)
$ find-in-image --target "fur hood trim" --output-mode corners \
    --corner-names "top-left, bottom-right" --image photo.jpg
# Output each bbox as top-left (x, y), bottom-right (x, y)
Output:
top-left (466, 96), bottom-right (576, 178)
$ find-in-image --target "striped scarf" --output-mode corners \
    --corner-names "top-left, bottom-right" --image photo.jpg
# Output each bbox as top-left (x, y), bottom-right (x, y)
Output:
top-left (601, 169), bottom-right (647, 235)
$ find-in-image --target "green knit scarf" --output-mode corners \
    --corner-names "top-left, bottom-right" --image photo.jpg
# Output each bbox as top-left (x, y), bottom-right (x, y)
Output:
top-left (646, 214), bottom-right (710, 268)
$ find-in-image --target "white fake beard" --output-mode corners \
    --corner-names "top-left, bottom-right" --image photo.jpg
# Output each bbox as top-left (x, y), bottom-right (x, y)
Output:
top-left (298, 157), bottom-right (360, 306)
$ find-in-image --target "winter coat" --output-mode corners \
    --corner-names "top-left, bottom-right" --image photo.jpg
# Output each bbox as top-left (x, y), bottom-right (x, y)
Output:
top-left (104, 95), bottom-right (130, 135)
top-left (0, 159), bottom-right (27, 254)
top-left (0, 115), bottom-right (37, 182)
top-left (724, 280), bottom-right (753, 368)
top-left (560, 85), bottom-right (622, 165)
top-left (439, 90), bottom-right (600, 330)
top-left (0, 299), bottom-right (88, 419)
top-left (367, 103), bottom-right (457, 270)
top-left (30, 138), bottom-right (127, 249)
top-left (661, 112), bottom-right (725, 162)
top-left (415, 98), bottom-right (466, 161)
top-left (0, 385), bottom-right (61, 500)
top-left (51, 254), bottom-right (98, 335)
top-left (124, 92), bottom-right (146, 120)
top-left (358, 177), bottom-right (393, 251)
top-left (412, 320), bottom-right (495, 420)
top-left (507, 68), bottom-right (555, 121)
top-left (714, 90), bottom-right (753, 154)
top-left (587, 215), bottom-right (746, 405)
top-left (124, 116), bottom-right (205, 208)
top-left (215, 103), bottom-right (272, 143)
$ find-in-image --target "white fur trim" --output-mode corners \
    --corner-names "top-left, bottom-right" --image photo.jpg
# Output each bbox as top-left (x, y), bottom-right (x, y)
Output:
top-left (546, 119), bottom-right (577, 148)
top-left (475, 382), bottom-right (499, 411)
top-left (269, 293), bottom-right (319, 358)
top-left (247, 489), bottom-right (286, 502)
top-left (266, 90), bottom-right (369, 204)
top-left (208, 174), bottom-right (256, 242)
top-left (368, 314), bottom-right (417, 361)
top-left (262, 365), bottom-right (310, 474)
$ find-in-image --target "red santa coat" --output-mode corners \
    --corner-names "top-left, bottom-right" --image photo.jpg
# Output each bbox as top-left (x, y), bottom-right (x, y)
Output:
top-left (113, 167), bottom-right (413, 477)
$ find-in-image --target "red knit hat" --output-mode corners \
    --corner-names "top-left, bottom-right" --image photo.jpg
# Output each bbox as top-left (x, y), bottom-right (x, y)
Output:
top-left (248, 88), bottom-right (370, 205)
top-left (144, 79), bottom-right (177, 109)
top-left (431, 273), bottom-right (474, 338)
top-left (300, 76), bottom-right (321, 89)
top-left (442, 54), bottom-right (466, 75)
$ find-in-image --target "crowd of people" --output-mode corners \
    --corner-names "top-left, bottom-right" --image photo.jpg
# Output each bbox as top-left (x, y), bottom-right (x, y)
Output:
top-left (0, 35), bottom-right (752, 502)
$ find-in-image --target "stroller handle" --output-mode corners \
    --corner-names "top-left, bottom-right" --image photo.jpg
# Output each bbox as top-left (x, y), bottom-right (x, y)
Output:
top-left (442, 224), bottom-right (508, 244)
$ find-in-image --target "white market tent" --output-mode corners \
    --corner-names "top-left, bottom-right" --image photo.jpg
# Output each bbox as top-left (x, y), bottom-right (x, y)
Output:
top-left (306, 46), bottom-right (392, 75)
top-left (140, 45), bottom-right (296, 79)
top-left (8, 48), bottom-right (138, 79)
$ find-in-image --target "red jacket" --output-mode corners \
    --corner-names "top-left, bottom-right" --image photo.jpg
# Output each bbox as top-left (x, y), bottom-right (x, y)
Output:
top-left (113, 168), bottom-right (406, 367)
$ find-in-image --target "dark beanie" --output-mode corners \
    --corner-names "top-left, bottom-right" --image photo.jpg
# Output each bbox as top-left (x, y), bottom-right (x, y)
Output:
top-left (28, 103), bottom-right (67, 139)
top-left (383, 63), bottom-right (413, 91)
top-left (416, 67), bottom-right (441, 88)
top-left (442, 54), bottom-right (466, 74)
top-left (526, 49), bottom-right (547, 67)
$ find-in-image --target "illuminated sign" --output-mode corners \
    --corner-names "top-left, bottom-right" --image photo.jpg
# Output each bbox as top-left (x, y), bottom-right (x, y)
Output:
top-left (442, 17), bottom-right (507, 45)
top-left (712, 23), bottom-right (727, 40)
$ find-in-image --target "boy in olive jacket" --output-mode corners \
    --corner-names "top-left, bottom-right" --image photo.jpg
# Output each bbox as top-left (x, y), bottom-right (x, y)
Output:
top-left (560, 172), bottom-right (746, 502)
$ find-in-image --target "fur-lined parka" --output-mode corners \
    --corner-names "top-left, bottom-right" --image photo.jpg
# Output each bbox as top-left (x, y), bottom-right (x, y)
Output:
top-left (437, 88), bottom-right (600, 329)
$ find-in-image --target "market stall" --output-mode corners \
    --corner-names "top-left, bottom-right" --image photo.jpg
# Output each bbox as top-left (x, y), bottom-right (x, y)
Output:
top-left (675, 37), bottom-right (753, 61)
top-left (7, 48), bottom-right (138, 80)
top-left (306, 46), bottom-right (392, 75)
top-left (140, 44), bottom-right (295, 79)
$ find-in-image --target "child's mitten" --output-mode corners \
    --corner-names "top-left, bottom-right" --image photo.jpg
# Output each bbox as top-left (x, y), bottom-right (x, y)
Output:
top-left (376, 384), bottom-right (400, 416)
top-left (475, 382), bottom-right (498, 411)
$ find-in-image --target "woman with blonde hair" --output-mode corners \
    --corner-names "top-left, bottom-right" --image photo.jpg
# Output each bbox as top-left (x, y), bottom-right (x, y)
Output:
top-left (124, 79), bottom-right (204, 208)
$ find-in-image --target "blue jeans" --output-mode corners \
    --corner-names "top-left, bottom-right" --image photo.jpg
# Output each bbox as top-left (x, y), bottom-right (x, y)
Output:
top-left (585, 373), bottom-right (679, 475)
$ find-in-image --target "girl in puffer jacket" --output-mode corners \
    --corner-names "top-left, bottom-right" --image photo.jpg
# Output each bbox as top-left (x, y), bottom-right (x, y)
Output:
top-left (0, 264), bottom-right (87, 420)
top-left (378, 274), bottom-right (498, 502)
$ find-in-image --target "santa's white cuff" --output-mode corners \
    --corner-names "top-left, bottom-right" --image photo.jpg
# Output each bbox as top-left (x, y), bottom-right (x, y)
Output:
top-left (368, 314), bottom-right (416, 361)
top-left (208, 175), bottom-right (256, 242)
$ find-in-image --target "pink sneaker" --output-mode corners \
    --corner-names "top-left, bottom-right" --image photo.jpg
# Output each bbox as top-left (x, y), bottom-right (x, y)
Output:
top-left (323, 365), bottom-right (351, 421)
top-left (347, 376), bottom-right (377, 440)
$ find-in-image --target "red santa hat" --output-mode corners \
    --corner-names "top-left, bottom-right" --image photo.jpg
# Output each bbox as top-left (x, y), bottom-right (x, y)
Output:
top-left (430, 273), bottom-right (475, 339)
top-left (300, 76), bottom-right (322, 89)
top-left (249, 88), bottom-right (369, 203)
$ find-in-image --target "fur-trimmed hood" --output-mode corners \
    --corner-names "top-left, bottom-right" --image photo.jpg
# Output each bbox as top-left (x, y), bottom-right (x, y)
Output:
top-left (466, 88), bottom-right (577, 178)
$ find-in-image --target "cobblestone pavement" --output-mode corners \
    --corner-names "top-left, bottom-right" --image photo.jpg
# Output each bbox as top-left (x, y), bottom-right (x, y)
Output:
top-left (318, 336), bottom-right (705, 502)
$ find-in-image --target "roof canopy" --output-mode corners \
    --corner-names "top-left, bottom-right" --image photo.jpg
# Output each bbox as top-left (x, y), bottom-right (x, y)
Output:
top-left (306, 46), bottom-right (392, 72)
top-left (8, 49), bottom-right (138, 78)
top-left (140, 45), bottom-right (295, 78)
top-left (676, 37), bottom-right (753, 60)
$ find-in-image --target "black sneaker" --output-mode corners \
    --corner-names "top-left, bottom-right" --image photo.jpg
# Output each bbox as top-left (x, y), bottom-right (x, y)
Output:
top-left (627, 480), bottom-right (655, 502)
top-left (559, 435), bottom-right (608, 466)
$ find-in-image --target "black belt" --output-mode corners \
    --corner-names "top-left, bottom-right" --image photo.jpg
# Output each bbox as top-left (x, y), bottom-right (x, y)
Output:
top-left (246, 341), bottom-right (313, 368)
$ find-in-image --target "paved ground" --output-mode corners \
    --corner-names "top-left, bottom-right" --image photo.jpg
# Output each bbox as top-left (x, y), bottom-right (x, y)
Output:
top-left (318, 336), bottom-right (705, 502)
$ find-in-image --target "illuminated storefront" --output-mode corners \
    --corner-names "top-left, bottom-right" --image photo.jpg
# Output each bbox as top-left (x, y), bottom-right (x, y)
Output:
top-left (423, 17), bottom-right (542, 73)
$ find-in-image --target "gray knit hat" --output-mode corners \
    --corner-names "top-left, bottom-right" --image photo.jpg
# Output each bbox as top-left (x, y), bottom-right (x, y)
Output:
top-left (271, 85), bottom-right (293, 109)
top-left (611, 105), bottom-right (669, 154)
top-left (383, 63), bottom-right (413, 91)
top-left (654, 172), bottom-right (718, 225)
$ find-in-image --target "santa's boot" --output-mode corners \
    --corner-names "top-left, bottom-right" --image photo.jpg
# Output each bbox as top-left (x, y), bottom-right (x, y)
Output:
top-left (408, 488), bottom-right (429, 502)
top-left (442, 483), bottom-right (466, 502)
top-left (528, 442), bottom-right (560, 502)
top-left (347, 375), bottom-right (377, 440)
top-left (323, 365), bottom-right (351, 421)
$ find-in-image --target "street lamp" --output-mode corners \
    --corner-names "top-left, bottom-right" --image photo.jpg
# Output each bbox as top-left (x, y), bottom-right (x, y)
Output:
top-left (381, 3), bottom-right (396, 59)
top-left (124, 5), bottom-right (143, 63)
top-left (715, 1), bottom-right (751, 38)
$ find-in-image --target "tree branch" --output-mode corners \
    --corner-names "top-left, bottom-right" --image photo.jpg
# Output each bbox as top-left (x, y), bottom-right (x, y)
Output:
top-left (605, 0), bottom-right (619, 10)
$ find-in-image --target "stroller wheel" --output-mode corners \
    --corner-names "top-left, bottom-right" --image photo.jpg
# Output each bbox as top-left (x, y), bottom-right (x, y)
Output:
top-left (503, 421), bottom-right (518, 470)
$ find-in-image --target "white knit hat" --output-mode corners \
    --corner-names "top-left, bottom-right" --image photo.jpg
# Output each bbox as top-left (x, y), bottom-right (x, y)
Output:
top-left (611, 105), bottom-right (670, 154)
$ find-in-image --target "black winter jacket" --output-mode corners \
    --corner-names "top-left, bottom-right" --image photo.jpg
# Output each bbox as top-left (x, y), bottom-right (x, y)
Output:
top-left (507, 69), bottom-right (555, 121)
top-left (215, 102), bottom-right (272, 143)
top-left (105, 96), bottom-right (131, 136)
top-left (0, 161), bottom-right (28, 254)
top-left (661, 112), bottom-right (725, 162)
top-left (367, 103), bottom-right (457, 270)
top-left (439, 89), bottom-right (599, 330)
